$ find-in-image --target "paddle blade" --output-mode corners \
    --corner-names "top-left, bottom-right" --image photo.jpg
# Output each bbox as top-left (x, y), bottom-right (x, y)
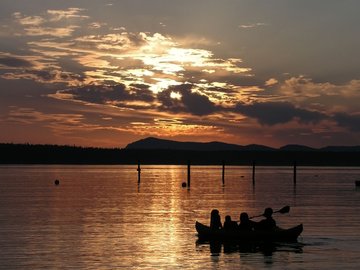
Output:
top-left (278, 205), bottom-right (290, 214)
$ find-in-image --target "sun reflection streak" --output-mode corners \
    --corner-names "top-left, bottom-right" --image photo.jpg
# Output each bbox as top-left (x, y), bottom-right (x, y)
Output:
top-left (134, 166), bottom-right (187, 267)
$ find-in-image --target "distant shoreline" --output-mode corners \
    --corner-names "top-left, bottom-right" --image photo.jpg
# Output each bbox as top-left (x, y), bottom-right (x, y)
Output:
top-left (1, 143), bottom-right (360, 166)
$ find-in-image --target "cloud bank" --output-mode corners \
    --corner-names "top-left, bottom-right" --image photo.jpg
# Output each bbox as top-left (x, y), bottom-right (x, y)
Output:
top-left (0, 6), bottom-right (359, 147)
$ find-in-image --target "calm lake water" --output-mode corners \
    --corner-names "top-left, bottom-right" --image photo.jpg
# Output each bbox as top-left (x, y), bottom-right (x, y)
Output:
top-left (0, 165), bottom-right (359, 269)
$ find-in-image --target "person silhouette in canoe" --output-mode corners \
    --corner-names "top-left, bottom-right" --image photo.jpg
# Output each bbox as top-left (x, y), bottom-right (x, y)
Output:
top-left (210, 209), bottom-right (222, 230)
top-left (238, 212), bottom-right (254, 231)
top-left (256, 208), bottom-right (277, 231)
top-left (223, 215), bottom-right (238, 231)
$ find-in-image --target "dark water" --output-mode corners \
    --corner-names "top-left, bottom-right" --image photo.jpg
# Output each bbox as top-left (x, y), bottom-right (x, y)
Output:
top-left (0, 165), bottom-right (359, 269)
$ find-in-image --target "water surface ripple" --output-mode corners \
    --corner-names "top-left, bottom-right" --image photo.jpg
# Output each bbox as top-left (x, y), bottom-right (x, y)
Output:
top-left (0, 165), bottom-right (359, 269)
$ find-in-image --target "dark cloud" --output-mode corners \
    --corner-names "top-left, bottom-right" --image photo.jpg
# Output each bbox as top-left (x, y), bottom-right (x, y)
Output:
top-left (28, 69), bottom-right (84, 83)
top-left (235, 101), bottom-right (325, 125)
top-left (105, 84), bottom-right (131, 101)
top-left (0, 56), bottom-right (33, 67)
top-left (64, 84), bottom-right (130, 104)
top-left (157, 86), bottom-right (186, 114)
top-left (32, 70), bottom-right (57, 81)
top-left (333, 113), bottom-right (360, 132)
top-left (182, 89), bottom-right (217, 116)
top-left (74, 32), bottom-right (148, 53)
top-left (158, 84), bottom-right (217, 116)
top-left (1, 68), bottom-right (85, 85)
top-left (63, 83), bottom-right (155, 105)
top-left (65, 85), bottom-right (108, 103)
top-left (129, 84), bottom-right (154, 102)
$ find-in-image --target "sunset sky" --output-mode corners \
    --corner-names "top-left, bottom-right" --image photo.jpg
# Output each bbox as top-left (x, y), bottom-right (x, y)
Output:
top-left (1, 0), bottom-right (359, 148)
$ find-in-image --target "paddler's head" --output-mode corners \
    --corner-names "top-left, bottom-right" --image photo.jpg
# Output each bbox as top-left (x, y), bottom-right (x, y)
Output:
top-left (263, 208), bottom-right (273, 218)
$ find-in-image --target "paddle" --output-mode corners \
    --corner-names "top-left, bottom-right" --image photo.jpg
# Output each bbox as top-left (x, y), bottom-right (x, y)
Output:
top-left (249, 205), bottom-right (290, 219)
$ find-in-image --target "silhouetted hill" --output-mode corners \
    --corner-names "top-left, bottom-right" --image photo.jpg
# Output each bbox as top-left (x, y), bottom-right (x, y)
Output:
top-left (126, 137), bottom-right (360, 153)
top-left (125, 137), bottom-right (275, 151)
top-left (244, 144), bottom-right (276, 151)
top-left (125, 137), bottom-right (242, 151)
top-left (320, 146), bottom-right (360, 152)
top-left (279, 145), bottom-right (317, 151)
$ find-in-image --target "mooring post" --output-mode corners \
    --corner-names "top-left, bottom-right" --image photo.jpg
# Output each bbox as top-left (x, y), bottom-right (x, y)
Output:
top-left (252, 161), bottom-right (256, 185)
top-left (137, 160), bottom-right (141, 184)
top-left (222, 160), bottom-right (225, 186)
top-left (293, 161), bottom-right (297, 185)
top-left (187, 160), bottom-right (191, 188)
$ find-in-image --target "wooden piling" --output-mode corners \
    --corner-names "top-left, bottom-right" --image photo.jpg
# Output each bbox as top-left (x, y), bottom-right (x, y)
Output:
top-left (222, 160), bottom-right (225, 186)
top-left (293, 161), bottom-right (297, 185)
top-left (252, 161), bottom-right (256, 185)
top-left (137, 160), bottom-right (141, 184)
top-left (187, 160), bottom-right (191, 188)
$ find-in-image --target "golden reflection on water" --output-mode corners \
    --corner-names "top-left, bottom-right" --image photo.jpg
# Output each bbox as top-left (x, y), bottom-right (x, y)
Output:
top-left (1, 165), bottom-right (360, 269)
top-left (132, 166), bottom-right (186, 267)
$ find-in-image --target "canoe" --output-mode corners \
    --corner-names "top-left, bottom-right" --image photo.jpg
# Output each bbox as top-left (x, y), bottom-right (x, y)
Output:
top-left (195, 221), bottom-right (303, 242)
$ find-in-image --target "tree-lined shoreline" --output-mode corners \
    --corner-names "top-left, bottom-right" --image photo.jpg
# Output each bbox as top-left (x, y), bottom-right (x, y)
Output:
top-left (1, 143), bottom-right (359, 166)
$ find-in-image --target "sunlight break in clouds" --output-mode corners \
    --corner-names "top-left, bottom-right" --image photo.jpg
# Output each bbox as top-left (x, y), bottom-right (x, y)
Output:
top-left (12, 8), bottom-right (88, 37)
top-left (47, 8), bottom-right (89, 22)
top-left (265, 78), bottom-right (278, 87)
top-left (23, 26), bottom-right (79, 37)
top-left (239, 23), bottom-right (267, 29)
top-left (1, 4), bottom-right (359, 148)
top-left (129, 118), bottom-right (224, 138)
top-left (27, 29), bottom-right (252, 99)
top-left (277, 76), bottom-right (360, 113)
top-left (12, 12), bottom-right (45, 26)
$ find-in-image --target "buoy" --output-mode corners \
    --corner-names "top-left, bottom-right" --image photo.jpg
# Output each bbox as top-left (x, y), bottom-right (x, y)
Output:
top-left (181, 182), bottom-right (187, 188)
top-left (54, 179), bottom-right (60, 186)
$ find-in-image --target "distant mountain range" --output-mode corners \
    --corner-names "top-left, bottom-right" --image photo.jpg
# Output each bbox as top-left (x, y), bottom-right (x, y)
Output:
top-left (126, 137), bottom-right (360, 152)
top-left (1, 139), bottom-right (360, 165)
top-left (125, 137), bottom-right (272, 151)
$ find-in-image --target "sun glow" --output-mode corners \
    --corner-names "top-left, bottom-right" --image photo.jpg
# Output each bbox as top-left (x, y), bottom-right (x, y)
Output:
top-left (128, 118), bottom-right (223, 137)
top-left (167, 47), bottom-right (212, 65)
top-left (170, 91), bottom-right (182, 100)
top-left (149, 78), bottom-right (181, 93)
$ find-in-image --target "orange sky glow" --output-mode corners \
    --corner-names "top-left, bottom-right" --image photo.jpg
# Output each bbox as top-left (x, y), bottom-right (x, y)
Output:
top-left (1, 1), bottom-right (359, 148)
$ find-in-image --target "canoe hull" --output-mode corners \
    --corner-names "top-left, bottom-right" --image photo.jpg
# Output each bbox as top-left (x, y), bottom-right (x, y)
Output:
top-left (195, 221), bottom-right (303, 242)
